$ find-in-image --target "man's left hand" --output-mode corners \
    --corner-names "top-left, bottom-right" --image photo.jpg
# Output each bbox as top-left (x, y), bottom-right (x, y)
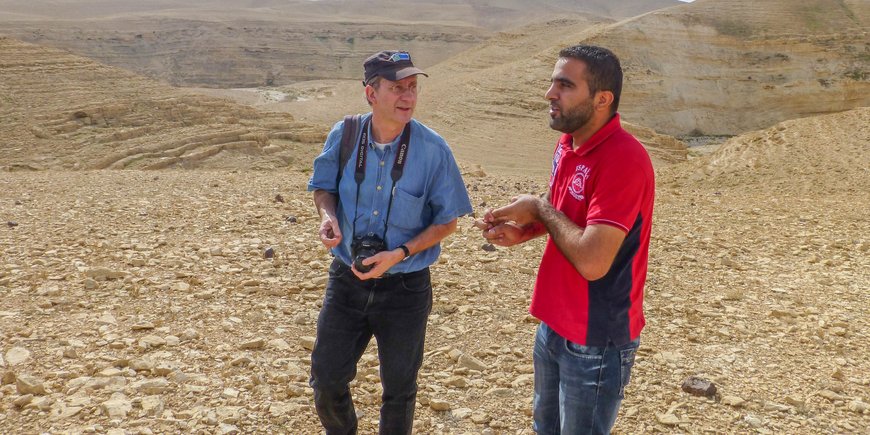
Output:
top-left (486, 194), bottom-right (543, 227)
top-left (351, 248), bottom-right (405, 280)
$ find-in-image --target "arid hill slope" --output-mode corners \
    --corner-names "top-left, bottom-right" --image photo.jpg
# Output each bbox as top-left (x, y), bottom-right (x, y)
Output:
top-left (0, 0), bottom-right (680, 88)
top-left (0, 37), bottom-right (324, 171)
top-left (592, 0), bottom-right (870, 135)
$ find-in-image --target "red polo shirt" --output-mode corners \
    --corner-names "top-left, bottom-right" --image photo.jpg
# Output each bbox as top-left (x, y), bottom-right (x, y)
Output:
top-left (529, 114), bottom-right (655, 347)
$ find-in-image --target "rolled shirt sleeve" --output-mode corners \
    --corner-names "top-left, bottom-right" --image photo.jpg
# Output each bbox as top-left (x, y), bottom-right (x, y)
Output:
top-left (307, 120), bottom-right (344, 194)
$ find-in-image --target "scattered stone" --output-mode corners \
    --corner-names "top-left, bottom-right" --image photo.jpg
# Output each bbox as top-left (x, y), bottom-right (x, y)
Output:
top-left (140, 396), bottom-right (164, 417)
top-left (451, 408), bottom-right (473, 419)
top-left (763, 402), bottom-right (791, 412)
top-left (268, 338), bottom-right (291, 351)
top-left (300, 336), bottom-right (316, 351)
top-left (132, 378), bottom-right (170, 394)
top-left (16, 374), bottom-right (48, 395)
top-left (656, 413), bottom-right (681, 426)
top-left (681, 376), bottom-right (717, 397)
top-left (471, 411), bottom-right (492, 424)
top-left (101, 393), bottom-right (132, 419)
top-left (458, 354), bottom-right (488, 371)
top-left (721, 395), bottom-right (746, 408)
top-left (96, 312), bottom-right (117, 325)
top-left (264, 247), bottom-right (275, 259)
top-left (743, 415), bottom-right (763, 428)
top-left (820, 389), bottom-right (845, 401)
top-left (444, 376), bottom-right (468, 388)
top-left (848, 400), bottom-right (868, 414)
top-left (131, 321), bottom-right (156, 330)
top-left (139, 335), bottom-right (166, 348)
top-left (6, 347), bottom-right (31, 366)
top-left (481, 243), bottom-right (496, 252)
top-left (286, 216), bottom-right (298, 223)
top-left (240, 338), bottom-right (266, 350)
top-left (180, 328), bottom-right (200, 341)
top-left (219, 423), bottom-right (241, 434)
top-left (13, 394), bottom-right (33, 408)
top-left (84, 267), bottom-right (129, 281)
top-left (429, 399), bottom-right (451, 411)
top-left (274, 194), bottom-right (284, 203)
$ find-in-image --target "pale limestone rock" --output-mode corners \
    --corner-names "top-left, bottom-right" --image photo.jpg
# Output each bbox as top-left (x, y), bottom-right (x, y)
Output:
top-left (429, 399), bottom-right (451, 411)
top-left (13, 394), bottom-right (33, 408)
top-left (101, 393), bottom-right (132, 419)
top-left (300, 336), bottom-right (316, 351)
top-left (139, 335), bottom-right (166, 348)
top-left (471, 412), bottom-right (491, 424)
top-left (656, 413), bottom-right (681, 426)
top-left (133, 378), bottom-right (170, 394)
top-left (84, 267), bottom-right (129, 281)
top-left (848, 400), bottom-right (868, 414)
top-left (16, 374), bottom-right (48, 395)
top-left (96, 312), bottom-right (117, 325)
top-left (219, 423), bottom-right (241, 434)
top-left (722, 395), bottom-right (746, 407)
top-left (140, 395), bottom-right (165, 417)
top-left (268, 338), bottom-right (291, 351)
top-left (458, 354), bottom-right (488, 371)
top-left (239, 338), bottom-right (266, 350)
top-left (444, 376), bottom-right (468, 388)
top-left (131, 321), bottom-right (156, 330)
top-left (511, 373), bottom-right (534, 388)
top-left (6, 347), bottom-right (31, 366)
top-left (451, 408), bottom-right (473, 419)
top-left (130, 357), bottom-right (155, 372)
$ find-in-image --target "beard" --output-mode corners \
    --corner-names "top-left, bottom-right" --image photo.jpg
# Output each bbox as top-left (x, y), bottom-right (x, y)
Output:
top-left (549, 98), bottom-right (594, 134)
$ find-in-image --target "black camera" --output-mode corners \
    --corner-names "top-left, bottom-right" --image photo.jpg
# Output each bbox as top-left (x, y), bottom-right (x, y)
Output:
top-left (351, 233), bottom-right (387, 273)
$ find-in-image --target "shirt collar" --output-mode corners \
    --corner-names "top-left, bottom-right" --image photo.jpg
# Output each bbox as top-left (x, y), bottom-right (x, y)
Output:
top-left (559, 113), bottom-right (622, 157)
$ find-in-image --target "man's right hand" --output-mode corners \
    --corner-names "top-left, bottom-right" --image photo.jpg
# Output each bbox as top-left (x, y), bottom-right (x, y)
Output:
top-left (319, 214), bottom-right (343, 248)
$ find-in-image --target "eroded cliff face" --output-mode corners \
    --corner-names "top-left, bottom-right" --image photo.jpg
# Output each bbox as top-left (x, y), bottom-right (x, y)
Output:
top-left (0, 37), bottom-right (325, 170)
top-left (1, 18), bottom-right (488, 88)
top-left (592, 0), bottom-right (870, 136)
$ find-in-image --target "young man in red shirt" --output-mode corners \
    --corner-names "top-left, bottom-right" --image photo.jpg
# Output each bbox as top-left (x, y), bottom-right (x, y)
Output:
top-left (476, 45), bottom-right (654, 434)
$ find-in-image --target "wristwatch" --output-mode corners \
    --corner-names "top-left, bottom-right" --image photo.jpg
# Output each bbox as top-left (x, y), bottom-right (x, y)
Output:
top-left (398, 244), bottom-right (411, 260)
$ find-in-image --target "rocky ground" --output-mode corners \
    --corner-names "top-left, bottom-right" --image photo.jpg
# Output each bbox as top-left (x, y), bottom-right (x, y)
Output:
top-left (1, 142), bottom-right (868, 434)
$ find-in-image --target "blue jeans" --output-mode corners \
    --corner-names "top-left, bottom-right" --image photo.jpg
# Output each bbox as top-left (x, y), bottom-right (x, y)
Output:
top-left (533, 323), bottom-right (639, 434)
top-left (309, 259), bottom-right (432, 435)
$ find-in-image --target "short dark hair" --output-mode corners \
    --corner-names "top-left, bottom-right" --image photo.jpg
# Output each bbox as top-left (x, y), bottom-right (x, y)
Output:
top-left (558, 45), bottom-right (623, 114)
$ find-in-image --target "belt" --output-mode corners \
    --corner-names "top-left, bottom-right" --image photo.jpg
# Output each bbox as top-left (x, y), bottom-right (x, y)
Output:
top-left (331, 258), bottom-right (427, 280)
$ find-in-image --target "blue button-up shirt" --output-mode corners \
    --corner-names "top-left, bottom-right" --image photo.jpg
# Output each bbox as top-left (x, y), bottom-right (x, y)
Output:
top-left (308, 113), bottom-right (473, 273)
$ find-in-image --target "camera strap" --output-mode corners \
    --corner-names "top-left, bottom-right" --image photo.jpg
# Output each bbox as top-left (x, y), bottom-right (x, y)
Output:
top-left (350, 118), bottom-right (412, 242)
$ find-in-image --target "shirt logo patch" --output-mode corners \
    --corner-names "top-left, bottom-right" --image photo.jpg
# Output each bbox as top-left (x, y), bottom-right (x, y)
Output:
top-left (569, 164), bottom-right (590, 201)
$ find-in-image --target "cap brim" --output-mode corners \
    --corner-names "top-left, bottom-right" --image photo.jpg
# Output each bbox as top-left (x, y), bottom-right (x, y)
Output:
top-left (383, 66), bottom-right (428, 81)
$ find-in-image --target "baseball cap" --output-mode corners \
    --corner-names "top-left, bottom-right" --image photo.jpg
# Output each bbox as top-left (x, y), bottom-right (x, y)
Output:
top-left (363, 50), bottom-right (428, 85)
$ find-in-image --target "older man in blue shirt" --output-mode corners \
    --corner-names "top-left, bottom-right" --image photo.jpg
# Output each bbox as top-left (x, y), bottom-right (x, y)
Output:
top-left (307, 50), bottom-right (473, 435)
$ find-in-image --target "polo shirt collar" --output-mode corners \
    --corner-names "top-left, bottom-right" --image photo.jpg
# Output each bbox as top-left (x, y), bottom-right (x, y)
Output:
top-left (560, 113), bottom-right (622, 156)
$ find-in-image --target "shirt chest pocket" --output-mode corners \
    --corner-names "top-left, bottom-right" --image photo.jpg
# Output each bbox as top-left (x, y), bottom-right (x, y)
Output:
top-left (388, 186), bottom-right (427, 231)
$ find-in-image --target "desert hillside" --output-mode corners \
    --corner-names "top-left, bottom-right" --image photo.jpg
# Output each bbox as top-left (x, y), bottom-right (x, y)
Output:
top-left (0, 0), bottom-right (679, 88)
top-left (0, 37), bottom-right (324, 171)
top-left (203, 0), bottom-right (868, 174)
top-left (594, 0), bottom-right (870, 135)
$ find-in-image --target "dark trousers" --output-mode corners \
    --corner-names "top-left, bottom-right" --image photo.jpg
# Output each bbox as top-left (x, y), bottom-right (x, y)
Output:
top-left (309, 259), bottom-right (433, 435)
